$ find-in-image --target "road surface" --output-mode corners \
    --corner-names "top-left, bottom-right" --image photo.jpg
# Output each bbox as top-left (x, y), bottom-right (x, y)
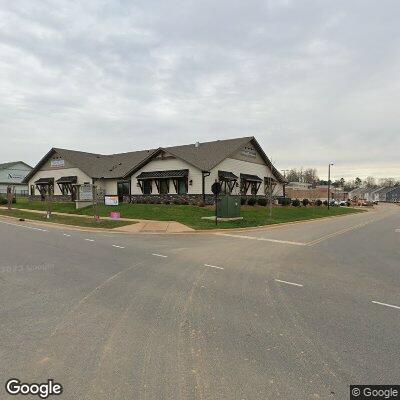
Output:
top-left (0, 204), bottom-right (399, 399)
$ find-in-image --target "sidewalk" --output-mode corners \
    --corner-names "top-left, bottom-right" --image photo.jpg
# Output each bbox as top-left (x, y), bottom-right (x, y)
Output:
top-left (0, 207), bottom-right (194, 233)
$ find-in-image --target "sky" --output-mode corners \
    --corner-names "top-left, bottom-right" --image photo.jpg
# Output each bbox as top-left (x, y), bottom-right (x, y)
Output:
top-left (1, 0), bottom-right (399, 181)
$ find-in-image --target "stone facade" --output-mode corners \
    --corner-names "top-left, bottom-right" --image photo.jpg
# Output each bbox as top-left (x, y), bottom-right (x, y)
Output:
top-left (124, 193), bottom-right (270, 205)
top-left (124, 194), bottom-right (215, 205)
top-left (28, 195), bottom-right (72, 202)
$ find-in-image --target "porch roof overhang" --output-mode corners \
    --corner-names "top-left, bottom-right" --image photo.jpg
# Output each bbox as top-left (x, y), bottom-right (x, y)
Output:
top-left (34, 178), bottom-right (54, 185)
top-left (136, 169), bottom-right (189, 180)
top-left (56, 176), bottom-right (77, 184)
top-left (240, 173), bottom-right (263, 183)
top-left (218, 170), bottom-right (238, 181)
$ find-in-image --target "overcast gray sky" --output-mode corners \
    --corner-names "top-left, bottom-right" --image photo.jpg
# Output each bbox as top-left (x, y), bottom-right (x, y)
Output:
top-left (1, 0), bottom-right (399, 180)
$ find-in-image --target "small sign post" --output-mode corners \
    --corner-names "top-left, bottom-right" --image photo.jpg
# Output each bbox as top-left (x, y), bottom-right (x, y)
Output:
top-left (211, 180), bottom-right (222, 226)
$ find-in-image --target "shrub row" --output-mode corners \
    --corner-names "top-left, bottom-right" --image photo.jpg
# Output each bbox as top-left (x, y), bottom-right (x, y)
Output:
top-left (132, 198), bottom-right (190, 205)
top-left (0, 197), bottom-right (16, 205)
top-left (241, 197), bottom-right (268, 206)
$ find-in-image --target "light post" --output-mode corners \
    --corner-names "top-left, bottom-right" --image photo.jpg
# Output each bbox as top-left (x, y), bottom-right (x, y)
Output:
top-left (281, 169), bottom-right (289, 199)
top-left (327, 163), bottom-right (334, 210)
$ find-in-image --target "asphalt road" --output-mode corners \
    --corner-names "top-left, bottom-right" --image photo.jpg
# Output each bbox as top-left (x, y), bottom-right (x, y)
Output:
top-left (0, 204), bottom-right (399, 399)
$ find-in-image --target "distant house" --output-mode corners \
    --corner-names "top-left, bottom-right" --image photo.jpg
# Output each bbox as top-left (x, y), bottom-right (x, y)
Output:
top-left (348, 187), bottom-right (367, 201)
top-left (0, 161), bottom-right (32, 196)
top-left (24, 137), bottom-right (286, 204)
top-left (376, 187), bottom-right (396, 202)
top-left (385, 186), bottom-right (400, 203)
top-left (363, 187), bottom-right (381, 202)
top-left (367, 187), bottom-right (384, 202)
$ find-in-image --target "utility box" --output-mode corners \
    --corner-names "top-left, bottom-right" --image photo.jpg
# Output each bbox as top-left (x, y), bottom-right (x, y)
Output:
top-left (217, 195), bottom-right (241, 218)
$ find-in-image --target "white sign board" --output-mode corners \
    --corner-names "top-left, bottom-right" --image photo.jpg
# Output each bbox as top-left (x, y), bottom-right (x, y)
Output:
top-left (241, 148), bottom-right (256, 158)
top-left (105, 196), bottom-right (119, 206)
top-left (80, 184), bottom-right (93, 201)
top-left (51, 159), bottom-right (65, 168)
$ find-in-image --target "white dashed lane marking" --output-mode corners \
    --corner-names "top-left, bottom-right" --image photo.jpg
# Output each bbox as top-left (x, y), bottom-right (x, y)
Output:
top-left (63, 234), bottom-right (71, 237)
top-left (0, 220), bottom-right (48, 232)
top-left (204, 264), bottom-right (224, 270)
top-left (112, 245), bottom-right (125, 249)
top-left (84, 239), bottom-right (95, 242)
top-left (275, 279), bottom-right (304, 287)
top-left (152, 253), bottom-right (168, 258)
top-left (372, 301), bottom-right (400, 310)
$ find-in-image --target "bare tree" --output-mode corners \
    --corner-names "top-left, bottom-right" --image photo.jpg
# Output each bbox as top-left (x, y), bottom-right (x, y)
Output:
top-left (364, 176), bottom-right (377, 188)
top-left (378, 177), bottom-right (396, 187)
top-left (6, 186), bottom-right (14, 210)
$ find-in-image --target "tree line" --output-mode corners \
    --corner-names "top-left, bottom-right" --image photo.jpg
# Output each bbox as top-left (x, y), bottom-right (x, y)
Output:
top-left (284, 168), bottom-right (399, 191)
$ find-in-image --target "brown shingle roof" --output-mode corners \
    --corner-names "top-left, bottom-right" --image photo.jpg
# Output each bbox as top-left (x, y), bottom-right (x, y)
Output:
top-left (0, 161), bottom-right (32, 170)
top-left (125, 137), bottom-right (286, 183)
top-left (24, 148), bottom-right (157, 182)
top-left (53, 148), bottom-right (156, 179)
top-left (24, 137), bottom-right (285, 183)
top-left (163, 137), bottom-right (253, 171)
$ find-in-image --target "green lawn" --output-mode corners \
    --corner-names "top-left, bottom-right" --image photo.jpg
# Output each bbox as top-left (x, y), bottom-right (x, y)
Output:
top-left (0, 208), bottom-right (136, 229)
top-left (9, 198), bottom-right (363, 230)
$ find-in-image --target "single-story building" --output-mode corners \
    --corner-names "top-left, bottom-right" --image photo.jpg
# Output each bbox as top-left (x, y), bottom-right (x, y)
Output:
top-left (0, 161), bottom-right (32, 196)
top-left (375, 187), bottom-right (396, 203)
top-left (24, 137), bottom-right (285, 204)
top-left (383, 186), bottom-right (400, 203)
top-left (364, 187), bottom-right (383, 202)
top-left (285, 184), bottom-right (348, 202)
top-left (348, 187), bottom-right (368, 201)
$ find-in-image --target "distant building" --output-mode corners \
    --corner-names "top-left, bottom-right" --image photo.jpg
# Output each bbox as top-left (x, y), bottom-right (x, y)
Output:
top-left (285, 184), bottom-right (347, 202)
top-left (383, 186), bottom-right (400, 203)
top-left (0, 161), bottom-right (32, 196)
top-left (348, 186), bottom-right (400, 203)
top-left (366, 187), bottom-right (383, 202)
top-left (348, 187), bottom-right (368, 201)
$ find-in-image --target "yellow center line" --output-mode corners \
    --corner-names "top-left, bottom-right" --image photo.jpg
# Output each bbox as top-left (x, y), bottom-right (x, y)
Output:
top-left (307, 214), bottom-right (391, 246)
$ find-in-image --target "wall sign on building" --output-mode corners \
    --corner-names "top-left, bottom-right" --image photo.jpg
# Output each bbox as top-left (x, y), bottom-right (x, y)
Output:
top-left (241, 147), bottom-right (256, 158)
top-left (51, 159), bottom-right (65, 168)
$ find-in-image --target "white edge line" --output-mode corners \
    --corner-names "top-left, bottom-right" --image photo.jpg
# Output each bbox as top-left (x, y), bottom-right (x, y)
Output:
top-left (275, 279), bottom-right (303, 287)
top-left (215, 233), bottom-right (305, 246)
top-left (152, 253), bottom-right (168, 258)
top-left (372, 301), bottom-right (400, 310)
top-left (112, 245), bottom-right (125, 249)
top-left (257, 238), bottom-right (306, 246)
top-left (204, 264), bottom-right (224, 270)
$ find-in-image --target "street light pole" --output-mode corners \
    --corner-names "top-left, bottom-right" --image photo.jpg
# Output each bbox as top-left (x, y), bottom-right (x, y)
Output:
top-left (281, 169), bottom-right (289, 199)
top-left (327, 163), bottom-right (334, 210)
